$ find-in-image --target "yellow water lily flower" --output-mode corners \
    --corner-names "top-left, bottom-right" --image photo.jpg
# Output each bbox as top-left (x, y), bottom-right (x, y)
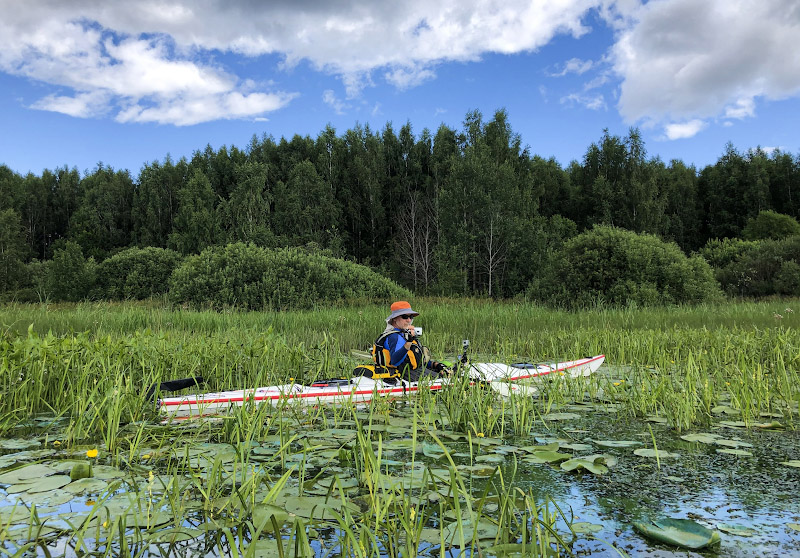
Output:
top-left (613, 382), bottom-right (621, 387)
top-left (142, 454), bottom-right (151, 460)
top-left (410, 507), bottom-right (416, 521)
top-left (476, 432), bottom-right (485, 438)
top-left (86, 449), bottom-right (98, 458)
top-left (86, 499), bottom-right (96, 506)
top-left (53, 441), bottom-right (62, 447)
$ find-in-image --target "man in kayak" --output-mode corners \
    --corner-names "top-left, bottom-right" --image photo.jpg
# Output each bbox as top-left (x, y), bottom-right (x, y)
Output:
top-left (372, 301), bottom-right (448, 382)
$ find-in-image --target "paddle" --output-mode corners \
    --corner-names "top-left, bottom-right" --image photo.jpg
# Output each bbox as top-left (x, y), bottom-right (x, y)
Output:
top-left (145, 375), bottom-right (205, 402)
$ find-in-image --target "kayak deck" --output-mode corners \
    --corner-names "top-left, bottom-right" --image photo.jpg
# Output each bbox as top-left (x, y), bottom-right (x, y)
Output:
top-left (159, 354), bottom-right (605, 419)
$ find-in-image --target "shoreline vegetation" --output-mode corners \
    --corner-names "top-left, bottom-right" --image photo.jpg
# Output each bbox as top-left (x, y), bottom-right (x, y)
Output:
top-left (0, 299), bottom-right (798, 556)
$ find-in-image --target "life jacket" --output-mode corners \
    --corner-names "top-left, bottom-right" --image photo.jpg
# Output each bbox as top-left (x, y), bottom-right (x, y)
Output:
top-left (372, 329), bottom-right (425, 380)
top-left (353, 363), bottom-right (400, 384)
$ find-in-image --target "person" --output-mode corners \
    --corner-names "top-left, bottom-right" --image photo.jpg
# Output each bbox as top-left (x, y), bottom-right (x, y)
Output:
top-left (372, 301), bottom-right (448, 382)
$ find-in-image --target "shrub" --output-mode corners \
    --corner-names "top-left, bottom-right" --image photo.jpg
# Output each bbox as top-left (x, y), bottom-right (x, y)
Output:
top-left (713, 236), bottom-right (800, 297)
top-left (741, 210), bottom-right (800, 241)
top-left (536, 225), bottom-right (722, 308)
top-left (47, 242), bottom-right (96, 302)
top-left (169, 243), bottom-right (410, 310)
top-left (95, 247), bottom-right (182, 300)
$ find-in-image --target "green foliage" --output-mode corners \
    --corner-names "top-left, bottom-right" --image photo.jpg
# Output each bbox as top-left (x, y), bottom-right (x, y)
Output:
top-left (169, 242), bottom-right (409, 310)
top-left (0, 209), bottom-right (26, 291)
top-left (95, 246), bottom-right (183, 300)
top-left (47, 241), bottom-right (96, 302)
top-left (538, 225), bottom-right (722, 308)
top-left (709, 236), bottom-right (800, 297)
top-left (741, 210), bottom-right (800, 240)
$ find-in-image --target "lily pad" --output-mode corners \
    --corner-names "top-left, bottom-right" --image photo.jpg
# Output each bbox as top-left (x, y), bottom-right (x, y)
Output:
top-left (788, 524), bottom-right (800, 532)
top-left (680, 433), bottom-right (719, 444)
top-left (714, 439), bottom-right (753, 449)
top-left (541, 412), bottom-right (580, 421)
top-left (718, 523), bottom-right (755, 537)
top-left (716, 448), bottom-right (753, 456)
top-left (634, 448), bottom-right (680, 458)
top-left (571, 521), bottom-right (603, 534)
top-left (780, 460), bottom-right (800, 468)
top-left (561, 454), bottom-right (614, 475)
top-left (633, 517), bottom-right (721, 549)
top-left (146, 527), bottom-right (203, 543)
top-left (595, 440), bottom-right (643, 448)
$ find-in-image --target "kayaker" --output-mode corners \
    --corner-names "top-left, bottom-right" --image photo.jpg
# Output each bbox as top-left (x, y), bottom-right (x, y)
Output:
top-left (372, 301), bottom-right (448, 381)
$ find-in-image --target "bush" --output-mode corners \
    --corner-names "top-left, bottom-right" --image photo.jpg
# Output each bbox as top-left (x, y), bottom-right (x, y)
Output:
top-left (95, 247), bottom-right (182, 300)
top-left (47, 242), bottom-right (96, 302)
top-left (741, 210), bottom-right (800, 241)
top-left (712, 236), bottom-right (800, 297)
top-left (535, 225), bottom-right (722, 308)
top-left (169, 243), bottom-right (410, 310)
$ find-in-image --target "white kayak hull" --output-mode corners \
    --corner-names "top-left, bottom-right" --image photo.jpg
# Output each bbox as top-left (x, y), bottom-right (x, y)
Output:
top-left (159, 354), bottom-right (605, 419)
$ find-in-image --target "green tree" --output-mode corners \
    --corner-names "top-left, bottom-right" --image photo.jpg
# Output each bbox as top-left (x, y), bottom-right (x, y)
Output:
top-left (274, 160), bottom-right (340, 246)
top-left (219, 160), bottom-right (274, 246)
top-left (0, 209), bottom-right (27, 292)
top-left (168, 169), bottom-right (219, 255)
top-left (741, 210), bottom-right (800, 240)
top-left (47, 241), bottom-right (95, 301)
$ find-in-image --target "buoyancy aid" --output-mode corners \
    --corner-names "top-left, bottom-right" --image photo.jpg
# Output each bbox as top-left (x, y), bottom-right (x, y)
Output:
top-left (372, 328), bottom-right (426, 380)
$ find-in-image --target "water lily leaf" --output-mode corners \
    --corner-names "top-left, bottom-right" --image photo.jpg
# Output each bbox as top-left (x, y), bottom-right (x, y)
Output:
top-left (541, 412), bottom-right (580, 421)
top-left (718, 421), bottom-right (748, 429)
top-left (754, 421), bottom-right (784, 429)
top-left (788, 524), bottom-right (800, 532)
top-left (645, 416), bottom-right (668, 424)
top-left (146, 527), bottom-right (203, 543)
top-left (571, 521), bottom-right (603, 534)
top-left (680, 433), bottom-right (719, 444)
top-left (279, 495), bottom-right (358, 520)
top-left (23, 474), bottom-right (72, 493)
top-left (531, 451), bottom-right (572, 463)
top-left (0, 464), bottom-right (56, 484)
top-left (0, 439), bottom-right (41, 451)
top-left (63, 478), bottom-right (108, 494)
top-left (560, 443), bottom-right (593, 451)
top-left (561, 455), bottom-right (612, 475)
top-left (714, 439), bottom-right (753, 448)
top-left (595, 440), bottom-right (643, 448)
top-left (442, 518), bottom-right (500, 546)
top-left (634, 448), bottom-right (680, 458)
top-left (633, 518), bottom-right (721, 549)
top-left (716, 448), bottom-right (753, 456)
top-left (780, 460), bottom-right (800, 468)
top-left (483, 543), bottom-right (533, 557)
top-left (665, 476), bottom-right (684, 482)
top-left (475, 454), bottom-right (505, 463)
top-left (712, 405), bottom-right (740, 415)
top-left (422, 442), bottom-right (446, 459)
top-left (521, 442), bottom-right (560, 453)
top-left (252, 504), bottom-right (290, 530)
top-left (718, 523), bottom-right (755, 537)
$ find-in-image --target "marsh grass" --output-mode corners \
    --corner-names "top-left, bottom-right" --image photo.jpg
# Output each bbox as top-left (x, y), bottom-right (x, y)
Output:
top-left (0, 299), bottom-right (798, 555)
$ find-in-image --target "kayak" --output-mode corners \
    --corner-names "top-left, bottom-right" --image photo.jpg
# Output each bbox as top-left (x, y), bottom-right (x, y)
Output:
top-left (159, 354), bottom-right (605, 419)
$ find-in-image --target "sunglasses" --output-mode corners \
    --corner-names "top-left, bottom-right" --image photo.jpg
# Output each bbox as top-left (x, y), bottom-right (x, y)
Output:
top-left (399, 314), bottom-right (415, 320)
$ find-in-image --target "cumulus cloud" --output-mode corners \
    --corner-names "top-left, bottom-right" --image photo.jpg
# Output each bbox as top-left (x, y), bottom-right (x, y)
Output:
top-left (608, 0), bottom-right (800, 136)
top-left (0, 0), bottom-right (598, 123)
top-left (663, 119), bottom-right (707, 139)
top-left (2, 0), bottom-right (799, 131)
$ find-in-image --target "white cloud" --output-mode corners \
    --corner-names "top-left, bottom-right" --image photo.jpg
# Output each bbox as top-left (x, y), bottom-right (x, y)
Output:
top-left (663, 119), bottom-right (706, 140)
top-left (0, 0), bottom-right (599, 124)
top-left (3, 0), bottom-right (799, 130)
top-left (322, 89), bottom-right (347, 115)
top-left (551, 57), bottom-right (594, 76)
top-left (560, 93), bottom-right (607, 111)
top-left (609, 0), bottom-right (800, 126)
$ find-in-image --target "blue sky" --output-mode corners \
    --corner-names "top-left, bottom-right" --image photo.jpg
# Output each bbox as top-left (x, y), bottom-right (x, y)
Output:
top-left (1, 0), bottom-right (799, 177)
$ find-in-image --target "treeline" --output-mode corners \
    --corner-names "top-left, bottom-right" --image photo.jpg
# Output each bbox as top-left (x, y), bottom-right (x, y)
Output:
top-left (2, 108), bottom-right (800, 303)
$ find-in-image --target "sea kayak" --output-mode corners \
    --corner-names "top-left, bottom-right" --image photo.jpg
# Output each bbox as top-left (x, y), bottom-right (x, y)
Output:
top-left (159, 354), bottom-right (605, 419)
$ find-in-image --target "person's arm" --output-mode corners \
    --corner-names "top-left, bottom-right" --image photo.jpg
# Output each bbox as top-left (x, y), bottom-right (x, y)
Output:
top-left (386, 332), bottom-right (410, 367)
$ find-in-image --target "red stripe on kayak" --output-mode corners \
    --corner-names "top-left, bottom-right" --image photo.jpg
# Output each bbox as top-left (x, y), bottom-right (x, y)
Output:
top-left (160, 383), bottom-right (446, 407)
top-left (504, 354), bottom-right (605, 381)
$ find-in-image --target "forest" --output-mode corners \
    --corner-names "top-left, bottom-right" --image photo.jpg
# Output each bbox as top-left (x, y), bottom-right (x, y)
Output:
top-left (1, 108), bottom-right (799, 305)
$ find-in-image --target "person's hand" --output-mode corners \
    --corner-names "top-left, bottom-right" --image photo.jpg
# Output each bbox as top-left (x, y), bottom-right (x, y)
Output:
top-left (404, 329), bottom-right (417, 342)
top-left (430, 361), bottom-right (447, 375)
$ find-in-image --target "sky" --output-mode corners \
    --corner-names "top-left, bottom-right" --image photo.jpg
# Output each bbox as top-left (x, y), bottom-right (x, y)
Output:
top-left (1, 0), bottom-right (799, 177)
